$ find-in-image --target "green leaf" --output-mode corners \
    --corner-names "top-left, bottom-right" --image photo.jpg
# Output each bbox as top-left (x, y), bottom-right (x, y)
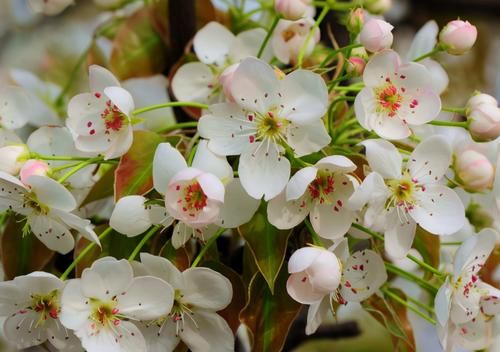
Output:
top-left (109, 8), bottom-right (168, 80)
top-left (238, 203), bottom-right (291, 292)
top-left (239, 268), bottom-right (301, 352)
top-left (114, 130), bottom-right (163, 201)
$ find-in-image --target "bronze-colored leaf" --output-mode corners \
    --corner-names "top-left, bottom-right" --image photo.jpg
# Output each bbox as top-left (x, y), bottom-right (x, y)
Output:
top-left (80, 165), bottom-right (117, 207)
top-left (160, 240), bottom-right (190, 271)
top-left (414, 226), bottom-right (440, 279)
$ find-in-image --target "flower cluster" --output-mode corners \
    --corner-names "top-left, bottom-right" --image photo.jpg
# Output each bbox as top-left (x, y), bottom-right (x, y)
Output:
top-left (0, 0), bottom-right (499, 351)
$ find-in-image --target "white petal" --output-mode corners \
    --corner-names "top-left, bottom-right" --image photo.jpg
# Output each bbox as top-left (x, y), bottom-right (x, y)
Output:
top-left (454, 228), bottom-right (497, 278)
top-left (171, 62), bottom-right (216, 103)
top-left (267, 191), bottom-right (310, 229)
top-left (411, 184), bottom-right (465, 235)
top-left (216, 178), bottom-right (260, 228)
top-left (152, 143), bottom-right (187, 194)
top-left (354, 88), bottom-right (372, 130)
top-left (316, 155), bottom-right (357, 173)
top-left (286, 166), bottom-right (317, 200)
top-left (435, 279), bottom-right (452, 326)
top-left (450, 283), bottom-right (481, 324)
top-left (89, 65), bottom-right (120, 93)
top-left (305, 296), bottom-right (330, 335)
top-left (171, 221), bottom-right (193, 249)
top-left (286, 272), bottom-right (325, 304)
top-left (288, 247), bottom-right (323, 273)
top-left (407, 135), bottom-right (451, 183)
top-left (27, 175), bottom-right (76, 212)
top-left (193, 21), bottom-right (235, 66)
top-left (182, 267), bottom-right (232, 311)
top-left (197, 172), bottom-right (225, 203)
top-left (110, 195), bottom-right (152, 237)
top-left (279, 70), bottom-right (328, 125)
top-left (198, 102), bottom-right (254, 156)
top-left (339, 249), bottom-right (387, 302)
top-left (384, 209), bottom-right (417, 259)
top-left (372, 114), bottom-right (412, 140)
top-left (287, 119), bottom-right (331, 157)
top-left (103, 126), bottom-right (134, 160)
top-left (81, 258), bottom-right (133, 300)
top-left (29, 214), bottom-right (74, 254)
top-left (137, 319), bottom-right (180, 352)
top-left (230, 28), bottom-right (272, 62)
top-left (238, 142), bottom-right (290, 201)
top-left (59, 279), bottom-right (90, 330)
top-left (401, 88), bottom-right (441, 125)
top-left (229, 57), bottom-right (279, 113)
top-left (0, 128), bottom-right (22, 147)
top-left (478, 282), bottom-right (500, 316)
top-left (406, 20), bottom-right (438, 61)
top-left (103, 86), bottom-right (135, 116)
top-left (360, 139), bottom-right (402, 179)
top-left (0, 85), bottom-right (30, 129)
top-left (55, 210), bottom-right (99, 244)
top-left (139, 253), bottom-right (183, 289)
top-left (3, 310), bottom-right (47, 348)
top-left (118, 276), bottom-right (174, 320)
top-left (421, 59), bottom-right (449, 95)
top-left (0, 171), bottom-right (27, 212)
top-left (363, 50), bottom-right (401, 87)
top-left (452, 313), bottom-right (492, 351)
top-left (192, 140), bottom-right (233, 182)
top-left (347, 172), bottom-right (388, 211)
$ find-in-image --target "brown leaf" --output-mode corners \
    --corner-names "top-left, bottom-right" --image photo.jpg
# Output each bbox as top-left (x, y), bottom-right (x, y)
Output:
top-left (160, 240), bottom-right (190, 271)
top-left (80, 165), bottom-right (117, 207)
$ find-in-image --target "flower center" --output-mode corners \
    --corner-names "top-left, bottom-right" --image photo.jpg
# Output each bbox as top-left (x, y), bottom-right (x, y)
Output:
top-left (248, 110), bottom-right (289, 145)
top-left (101, 100), bottom-right (127, 133)
top-left (170, 290), bottom-right (197, 337)
top-left (375, 82), bottom-right (403, 117)
top-left (89, 299), bottom-right (121, 330)
top-left (23, 193), bottom-right (49, 215)
top-left (178, 181), bottom-right (208, 216)
top-left (308, 172), bottom-right (335, 204)
top-left (28, 290), bottom-right (60, 327)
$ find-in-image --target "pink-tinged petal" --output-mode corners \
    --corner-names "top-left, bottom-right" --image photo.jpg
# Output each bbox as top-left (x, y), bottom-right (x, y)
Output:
top-left (286, 166), bottom-right (317, 200)
top-left (216, 178), bottom-right (260, 228)
top-left (305, 296), bottom-right (330, 335)
top-left (279, 70), bottom-right (328, 125)
top-left (287, 272), bottom-right (325, 304)
top-left (139, 253), bottom-right (183, 289)
top-left (229, 57), bottom-right (279, 114)
top-left (230, 28), bottom-right (272, 62)
top-left (197, 172), bottom-right (225, 203)
top-left (3, 309), bottom-right (48, 348)
top-left (406, 20), bottom-right (438, 61)
top-left (81, 258), bottom-right (133, 300)
top-left (372, 113), bottom-right (412, 140)
top-left (103, 86), bottom-right (134, 117)
top-left (453, 228), bottom-right (497, 279)
top-left (26, 175), bottom-right (76, 211)
top-left (287, 119), bottom-right (331, 157)
top-left (152, 142), bottom-right (187, 194)
top-left (339, 249), bottom-right (387, 302)
top-left (310, 175), bottom-right (356, 239)
top-left (0, 85), bottom-right (30, 129)
top-left (435, 279), bottom-right (452, 326)
top-left (363, 50), bottom-right (401, 88)
top-left (306, 250), bottom-right (342, 293)
top-left (238, 142), bottom-right (290, 201)
top-left (192, 140), bottom-right (233, 182)
top-left (407, 135), bottom-right (451, 183)
top-left (89, 65), bottom-right (120, 93)
top-left (28, 214), bottom-right (74, 254)
top-left (171, 62), bottom-right (216, 104)
top-left (198, 103), bottom-right (253, 156)
top-left (360, 139), bottom-right (402, 179)
top-left (117, 276), bottom-right (174, 320)
top-left (402, 89), bottom-right (441, 125)
top-left (316, 155), bottom-right (357, 174)
top-left (288, 247), bottom-right (323, 273)
top-left (384, 209), bottom-right (417, 259)
top-left (193, 21), bottom-right (235, 66)
top-left (267, 190), bottom-right (310, 229)
top-left (182, 267), bottom-right (232, 310)
top-left (110, 195), bottom-right (152, 237)
top-left (411, 184), bottom-right (465, 235)
top-left (347, 172), bottom-right (389, 211)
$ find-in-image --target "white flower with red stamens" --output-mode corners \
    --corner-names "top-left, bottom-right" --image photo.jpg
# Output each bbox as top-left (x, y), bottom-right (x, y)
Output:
top-left (0, 272), bottom-right (78, 350)
top-left (171, 21), bottom-right (272, 104)
top-left (199, 57), bottom-right (330, 200)
top-left (267, 155), bottom-right (357, 240)
top-left (136, 253), bottom-right (234, 352)
top-left (354, 50), bottom-right (441, 140)
top-left (0, 172), bottom-right (99, 254)
top-left (348, 136), bottom-right (465, 259)
top-left (66, 65), bottom-right (134, 160)
top-left (59, 257), bottom-right (174, 352)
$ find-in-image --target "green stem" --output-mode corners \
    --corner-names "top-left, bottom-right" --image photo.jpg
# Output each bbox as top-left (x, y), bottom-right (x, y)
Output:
top-left (406, 294), bottom-right (435, 314)
top-left (321, 43), bottom-right (363, 68)
top-left (381, 287), bottom-right (436, 325)
top-left (186, 133), bottom-right (200, 166)
top-left (191, 228), bottom-right (226, 267)
top-left (334, 85), bottom-right (363, 92)
top-left (258, 15), bottom-right (280, 58)
top-left (51, 160), bottom-right (117, 173)
top-left (159, 122), bottom-right (199, 134)
top-left (60, 227), bottom-right (113, 280)
top-left (57, 158), bottom-right (100, 183)
top-left (304, 218), bottom-right (324, 247)
top-left (428, 120), bottom-right (469, 128)
top-left (297, 5), bottom-right (330, 67)
top-left (441, 106), bottom-right (466, 115)
top-left (132, 102), bottom-right (208, 116)
top-left (55, 45), bottom-right (90, 107)
top-left (385, 262), bottom-right (438, 295)
top-left (413, 47), bottom-right (442, 62)
top-left (32, 154), bottom-right (95, 161)
top-left (128, 225), bottom-right (161, 261)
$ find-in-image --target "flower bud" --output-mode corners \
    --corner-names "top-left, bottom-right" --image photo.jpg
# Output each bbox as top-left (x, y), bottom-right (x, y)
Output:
top-left (272, 17), bottom-right (320, 65)
top-left (455, 149), bottom-right (494, 191)
top-left (0, 144), bottom-right (29, 175)
top-left (359, 19), bottom-right (394, 52)
top-left (219, 63), bottom-right (239, 102)
top-left (287, 247), bottom-right (341, 304)
top-left (439, 20), bottom-right (477, 55)
top-left (20, 160), bottom-right (50, 185)
top-left (274, 0), bottom-right (312, 21)
top-left (365, 0), bottom-right (392, 14)
top-left (466, 93), bottom-right (500, 141)
top-left (347, 8), bottom-right (365, 33)
top-left (347, 56), bottom-right (366, 76)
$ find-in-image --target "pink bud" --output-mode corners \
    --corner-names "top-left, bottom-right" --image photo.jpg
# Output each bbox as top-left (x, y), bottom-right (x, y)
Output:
top-left (347, 8), bottom-right (365, 33)
top-left (347, 56), bottom-right (366, 76)
top-left (274, 0), bottom-right (312, 21)
top-left (455, 149), bottom-right (494, 191)
top-left (439, 20), bottom-right (477, 55)
top-left (0, 144), bottom-right (29, 175)
top-left (466, 93), bottom-right (500, 141)
top-left (219, 63), bottom-right (239, 102)
top-left (20, 160), bottom-right (50, 185)
top-left (359, 19), bottom-right (394, 53)
top-left (286, 247), bottom-right (341, 304)
top-left (272, 17), bottom-right (320, 65)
